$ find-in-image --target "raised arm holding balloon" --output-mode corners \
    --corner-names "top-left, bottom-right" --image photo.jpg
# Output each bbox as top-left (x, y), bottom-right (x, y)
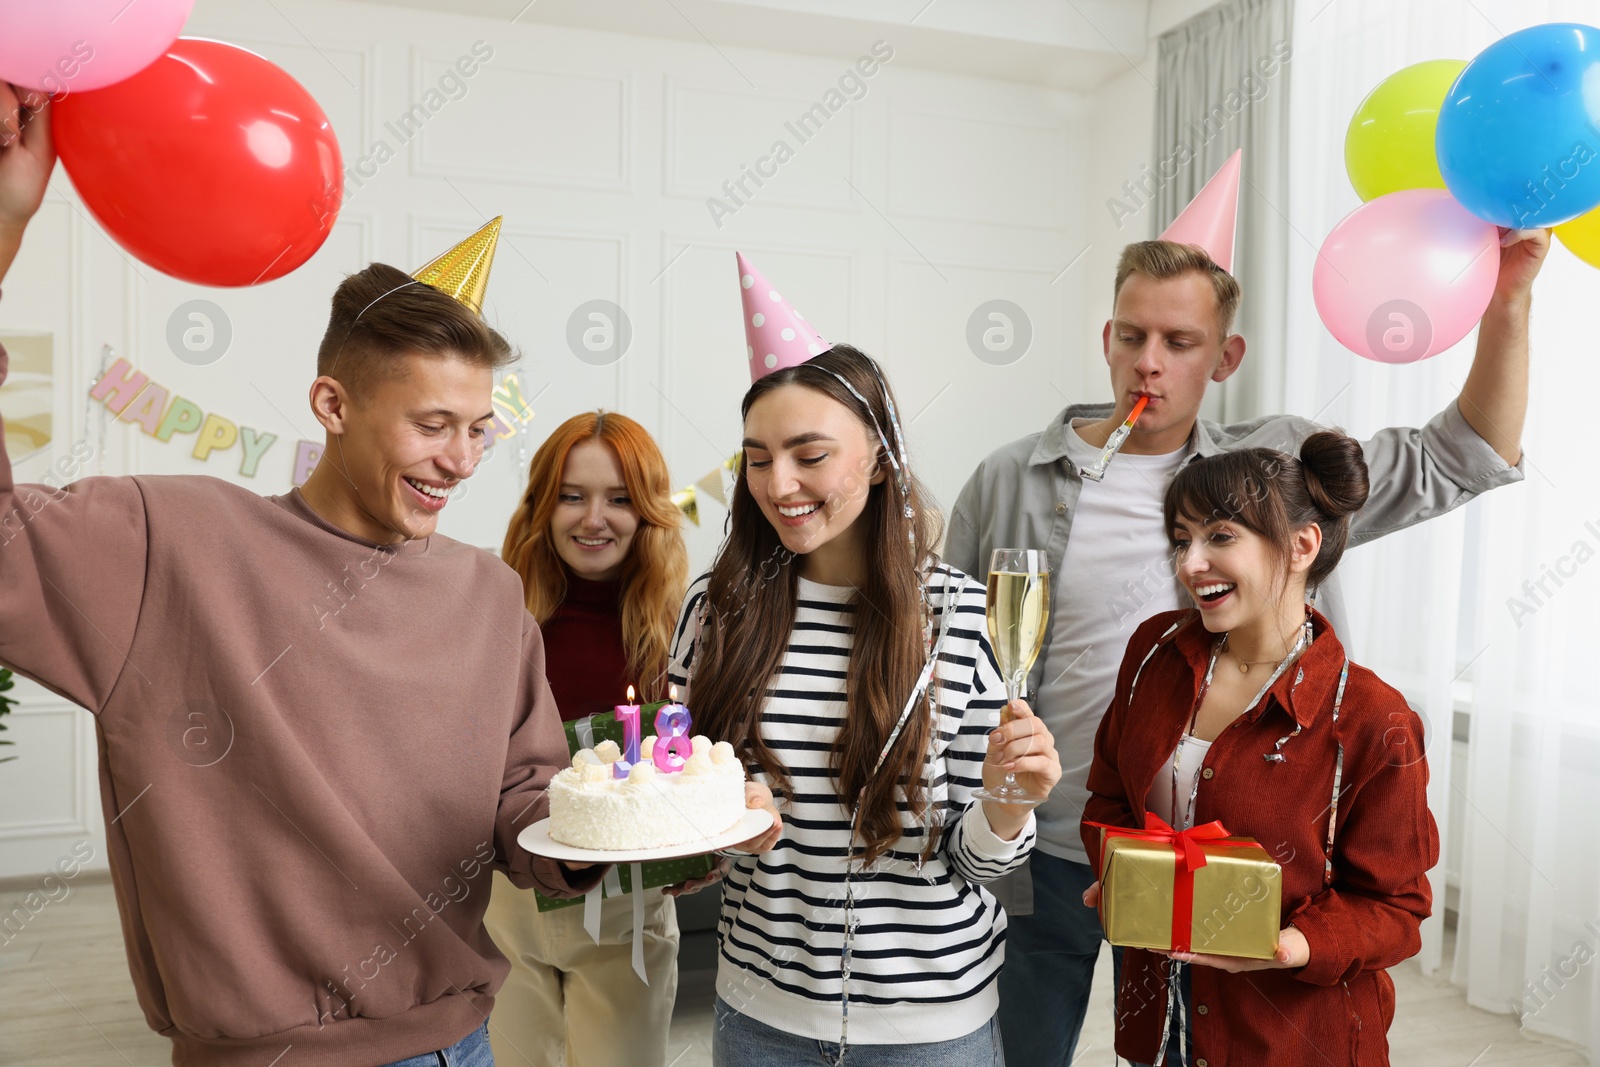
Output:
top-left (1458, 226), bottom-right (1546, 467)
top-left (0, 82), bottom-right (51, 280)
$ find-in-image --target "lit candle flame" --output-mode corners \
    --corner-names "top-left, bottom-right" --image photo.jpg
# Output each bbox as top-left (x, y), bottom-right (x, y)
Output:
top-left (669, 683), bottom-right (678, 702)
top-left (627, 684), bottom-right (636, 702)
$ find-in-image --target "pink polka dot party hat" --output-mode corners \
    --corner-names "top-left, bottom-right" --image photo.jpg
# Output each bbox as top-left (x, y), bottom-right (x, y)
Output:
top-left (736, 252), bottom-right (834, 382)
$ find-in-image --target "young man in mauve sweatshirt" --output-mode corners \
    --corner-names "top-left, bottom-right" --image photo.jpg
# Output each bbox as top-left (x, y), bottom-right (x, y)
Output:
top-left (0, 86), bottom-right (604, 1067)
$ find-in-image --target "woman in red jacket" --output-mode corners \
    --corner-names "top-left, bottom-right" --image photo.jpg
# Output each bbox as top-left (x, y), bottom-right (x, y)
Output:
top-left (1080, 430), bottom-right (1438, 1067)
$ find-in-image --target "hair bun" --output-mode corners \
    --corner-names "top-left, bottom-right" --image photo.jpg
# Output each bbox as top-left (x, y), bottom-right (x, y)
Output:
top-left (1299, 430), bottom-right (1369, 519)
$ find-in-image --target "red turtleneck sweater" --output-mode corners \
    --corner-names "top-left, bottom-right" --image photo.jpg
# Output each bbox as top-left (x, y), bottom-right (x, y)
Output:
top-left (543, 573), bottom-right (630, 721)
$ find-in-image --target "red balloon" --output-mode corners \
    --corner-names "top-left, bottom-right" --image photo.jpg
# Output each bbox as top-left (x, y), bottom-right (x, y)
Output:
top-left (54, 38), bottom-right (342, 286)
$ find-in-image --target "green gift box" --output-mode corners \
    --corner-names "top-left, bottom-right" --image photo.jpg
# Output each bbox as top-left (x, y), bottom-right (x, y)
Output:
top-left (533, 701), bottom-right (717, 912)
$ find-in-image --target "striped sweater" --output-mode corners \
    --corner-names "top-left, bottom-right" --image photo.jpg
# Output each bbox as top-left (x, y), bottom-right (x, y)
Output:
top-left (668, 563), bottom-right (1036, 1045)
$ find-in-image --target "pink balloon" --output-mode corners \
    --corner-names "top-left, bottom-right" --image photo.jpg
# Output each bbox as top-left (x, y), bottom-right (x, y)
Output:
top-left (0, 0), bottom-right (194, 94)
top-left (1312, 188), bottom-right (1501, 364)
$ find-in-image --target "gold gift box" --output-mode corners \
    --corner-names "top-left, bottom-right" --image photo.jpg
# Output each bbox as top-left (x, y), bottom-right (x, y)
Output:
top-left (1098, 833), bottom-right (1283, 959)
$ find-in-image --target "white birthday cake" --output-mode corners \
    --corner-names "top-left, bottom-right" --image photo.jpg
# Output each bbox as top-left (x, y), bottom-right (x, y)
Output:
top-left (547, 735), bottom-right (748, 850)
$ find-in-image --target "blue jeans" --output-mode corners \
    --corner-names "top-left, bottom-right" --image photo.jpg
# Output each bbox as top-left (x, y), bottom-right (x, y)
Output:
top-left (996, 852), bottom-right (1102, 1067)
top-left (712, 998), bottom-right (1004, 1066)
top-left (381, 1020), bottom-right (493, 1067)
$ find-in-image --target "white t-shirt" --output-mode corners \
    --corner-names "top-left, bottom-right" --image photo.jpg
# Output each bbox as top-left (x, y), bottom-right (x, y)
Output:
top-left (1145, 735), bottom-right (1213, 831)
top-left (1032, 419), bottom-right (1189, 863)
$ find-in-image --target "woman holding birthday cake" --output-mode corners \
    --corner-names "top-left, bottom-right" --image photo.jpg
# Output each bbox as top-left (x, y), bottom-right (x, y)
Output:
top-left (483, 411), bottom-right (689, 1067)
top-left (1081, 432), bottom-right (1437, 1066)
top-left (665, 255), bottom-right (1062, 1066)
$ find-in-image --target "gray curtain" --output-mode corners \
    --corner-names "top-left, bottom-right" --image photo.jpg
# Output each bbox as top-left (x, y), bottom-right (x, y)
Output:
top-left (1154, 0), bottom-right (1293, 424)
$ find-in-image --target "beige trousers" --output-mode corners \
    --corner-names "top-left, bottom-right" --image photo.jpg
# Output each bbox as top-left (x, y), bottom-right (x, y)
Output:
top-left (482, 871), bottom-right (681, 1067)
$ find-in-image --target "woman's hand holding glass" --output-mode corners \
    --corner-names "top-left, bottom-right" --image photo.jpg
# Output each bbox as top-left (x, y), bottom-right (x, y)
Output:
top-left (982, 698), bottom-right (1060, 839)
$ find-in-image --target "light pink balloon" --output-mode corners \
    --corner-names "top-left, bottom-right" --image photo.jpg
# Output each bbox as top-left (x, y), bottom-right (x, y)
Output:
top-left (1312, 188), bottom-right (1501, 364)
top-left (0, 0), bottom-right (194, 94)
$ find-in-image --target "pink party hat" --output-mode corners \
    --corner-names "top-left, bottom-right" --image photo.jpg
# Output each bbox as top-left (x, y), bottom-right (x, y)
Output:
top-left (1160, 149), bottom-right (1241, 273)
top-left (737, 252), bottom-right (833, 382)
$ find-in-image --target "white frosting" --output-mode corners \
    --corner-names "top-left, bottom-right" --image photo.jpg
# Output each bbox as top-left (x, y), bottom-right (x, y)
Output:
top-left (593, 739), bottom-right (622, 764)
top-left (641, 736), bottom-right (656, 759)
top-left (681, 752), bottom-right (713, 776)
top-left (549, 751), bottom-right (747, 850)
top-left (690, 734), bottom-right (713, 756)
top-left (573, 748), bottom-right (600, 767)
top-left (711, 741), bottom-right (737, 765)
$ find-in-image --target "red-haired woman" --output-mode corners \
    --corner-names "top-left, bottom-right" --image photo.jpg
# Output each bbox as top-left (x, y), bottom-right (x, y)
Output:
top-left (483, 410), bottom-right (689, 1067)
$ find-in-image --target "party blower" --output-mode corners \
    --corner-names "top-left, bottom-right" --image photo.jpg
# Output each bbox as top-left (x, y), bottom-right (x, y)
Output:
top-left (1079, 395), bottom-right (1149, 482)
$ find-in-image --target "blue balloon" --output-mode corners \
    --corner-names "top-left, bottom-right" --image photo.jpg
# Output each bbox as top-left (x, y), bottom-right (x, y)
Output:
top-left (1436, 23), bottom-right (1600, 228)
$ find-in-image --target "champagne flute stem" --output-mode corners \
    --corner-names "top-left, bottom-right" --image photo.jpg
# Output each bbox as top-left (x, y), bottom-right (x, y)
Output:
top-left (999, 674), bottom-right (1022, 787)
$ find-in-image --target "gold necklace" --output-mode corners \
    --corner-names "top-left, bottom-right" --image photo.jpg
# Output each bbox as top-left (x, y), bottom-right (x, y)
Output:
top-left (1222, 622), bottom-right (1310, 674)
top-left (1229, 653), bottom-right (1281, 675)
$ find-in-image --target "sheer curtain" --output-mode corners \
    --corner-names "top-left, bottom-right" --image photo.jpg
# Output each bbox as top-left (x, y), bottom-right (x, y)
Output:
top-left (1285, 0), bottom-right (1600, 1059)
top-left (1154, 0), bottom-right (1293, 422)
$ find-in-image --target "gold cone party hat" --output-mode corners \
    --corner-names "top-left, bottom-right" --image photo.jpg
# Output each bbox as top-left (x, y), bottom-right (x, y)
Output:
top-left (412, 216), bottom-right (502, 316)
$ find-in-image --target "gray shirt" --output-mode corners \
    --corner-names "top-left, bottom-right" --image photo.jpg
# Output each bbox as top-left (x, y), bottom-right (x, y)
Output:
top-left (944, 398), bottom-right (1523, 911)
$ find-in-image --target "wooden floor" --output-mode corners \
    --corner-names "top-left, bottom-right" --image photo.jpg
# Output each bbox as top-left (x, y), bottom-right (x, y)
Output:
top-left (0, 880), bottom-right (1585, 1066)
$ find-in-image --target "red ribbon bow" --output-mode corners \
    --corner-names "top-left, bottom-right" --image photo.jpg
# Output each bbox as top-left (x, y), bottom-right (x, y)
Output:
top-left (1088, 813), bottom-right (1232, 953)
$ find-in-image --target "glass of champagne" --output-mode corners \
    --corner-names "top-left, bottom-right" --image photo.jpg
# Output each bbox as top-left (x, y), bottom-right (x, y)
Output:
top-left (973, 548), bottom-right (1050, 806)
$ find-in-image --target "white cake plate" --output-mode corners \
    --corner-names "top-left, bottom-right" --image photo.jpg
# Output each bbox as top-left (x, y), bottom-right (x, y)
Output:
top-left (518, 807), bottom-right (775, 864)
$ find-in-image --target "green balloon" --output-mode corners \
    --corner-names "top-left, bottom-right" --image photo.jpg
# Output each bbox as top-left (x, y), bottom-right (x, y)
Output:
top-left (1344, 59), bottom-right (1466, 202)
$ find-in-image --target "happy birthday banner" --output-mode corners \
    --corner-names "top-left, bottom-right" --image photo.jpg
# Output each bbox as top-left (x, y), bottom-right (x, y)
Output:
top-left (87, 358), bottom-right (537, 485)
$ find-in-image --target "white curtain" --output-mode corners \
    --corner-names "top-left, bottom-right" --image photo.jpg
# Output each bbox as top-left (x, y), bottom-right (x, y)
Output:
top-left (1286, 0), bottom-right (1600, 1059)
top-left (1154, 0), bottom-right (1294, 422)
